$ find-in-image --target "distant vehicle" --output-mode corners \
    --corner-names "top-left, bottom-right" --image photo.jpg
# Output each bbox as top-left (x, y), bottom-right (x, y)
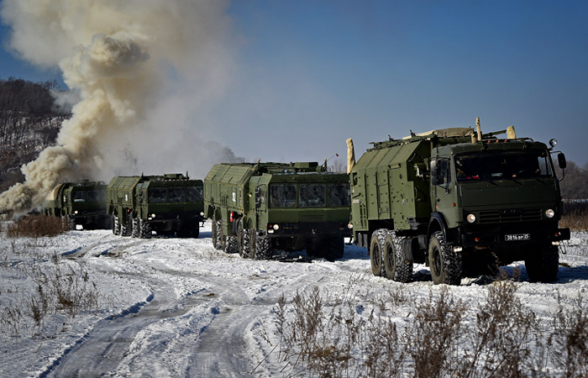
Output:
top-left (204, 162), bottom-right (352, 261)
top-left (106, 173), bottom-right (204, 238)
top-left (43, 180), bottom-right (111, 230)
top-left (348, 119), bottom-right (570, 284)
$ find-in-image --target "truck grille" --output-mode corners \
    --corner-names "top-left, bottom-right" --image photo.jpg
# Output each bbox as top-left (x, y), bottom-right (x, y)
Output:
top-left (300, 215), bottom-right (325, 222)
top-left (478, 208), bottom-right (542, 224)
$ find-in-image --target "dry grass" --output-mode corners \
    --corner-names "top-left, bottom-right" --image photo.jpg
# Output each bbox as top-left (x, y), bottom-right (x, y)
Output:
top-left (6, 214), bottom-right (68, 238)
top-left (561, 201), bottom-right (588, 231)
top-left (270, 273), bottom-right (588, 378)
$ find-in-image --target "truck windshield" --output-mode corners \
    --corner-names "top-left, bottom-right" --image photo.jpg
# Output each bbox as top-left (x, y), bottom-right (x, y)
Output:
top-left (168, 187), bottom-right (186, 203)
top-left (73, 191), bottom-right (86, 202)
top-left (270, 184), bottom-right (297, 208)
top-left (148, 188), bottom-right (167, 203)
top-left (87, 190), bottom-right (105, 202)
top-left (187, 187), bottom-right (203, 202)
top-left (455, 151), bottom-right (552, 182)
top-left (300, 184), bottom-right (326, 207)
top-left (328, 183), bottom-right (351, 207)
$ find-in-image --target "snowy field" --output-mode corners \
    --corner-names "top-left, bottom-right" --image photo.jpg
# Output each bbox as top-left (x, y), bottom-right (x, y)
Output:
top-left (1, 220), bottom-right (587, 377)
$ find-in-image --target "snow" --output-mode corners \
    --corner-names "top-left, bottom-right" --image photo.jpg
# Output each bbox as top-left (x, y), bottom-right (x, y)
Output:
top-left (0, 221), bottom-right (587, 377)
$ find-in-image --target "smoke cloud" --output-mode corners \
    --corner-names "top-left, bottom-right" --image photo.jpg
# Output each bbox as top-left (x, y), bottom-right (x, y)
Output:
top-left (0, 0), bottom-right (240, 217)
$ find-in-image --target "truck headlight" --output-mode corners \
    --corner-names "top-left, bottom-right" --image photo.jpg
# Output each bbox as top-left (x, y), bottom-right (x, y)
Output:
top-left (466, 214), bottom-right (476, 223)
top-left (545, 209), bottom-right (555, 219)
top-left (73, 210), bottom-right (78, 215)
top-left (200, 212), bottom-right (204, 216)
top-left (273, 224), bottom-right (280, 231)
top-left (348, 222), bottom-right (353, 229)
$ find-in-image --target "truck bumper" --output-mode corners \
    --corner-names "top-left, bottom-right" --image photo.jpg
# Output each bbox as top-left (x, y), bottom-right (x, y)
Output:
top-left (461, 227), bottom-right (570, 247)
top-left (264, 222), bottom-right (352, 238)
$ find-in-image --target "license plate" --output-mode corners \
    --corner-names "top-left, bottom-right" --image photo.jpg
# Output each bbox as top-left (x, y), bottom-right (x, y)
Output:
top-left (505, 234), bottom-right (530, 241)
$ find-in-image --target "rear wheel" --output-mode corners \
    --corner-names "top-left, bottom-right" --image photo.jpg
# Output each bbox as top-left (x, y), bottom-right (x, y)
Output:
top-left (525, 244), bottom-right (559, 283)
top-left (131, 217), bottom-right (140, 238)
top-left (212, 220), bottom-right (224, 250)
top-left (237, 221), bottom-right (251, 258)
top-left (428, 231), bottom-right (462, 285)
top-left (120, 217), bottom-right (131, 237)
top-left (382, 233), bottom-right (413, 283)
top-left (112, 215), bottom-right (120, 236)
top-left (369, 229), bottom-right (387, 276)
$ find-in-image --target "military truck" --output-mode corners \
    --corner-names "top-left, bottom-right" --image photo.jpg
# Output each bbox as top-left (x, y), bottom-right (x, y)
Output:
top-left (349, 119), bottom-right (569, 285)
top-left (204, 162), bottom-right (351, 261)
top-left (43, 180), bottom-right (110, 230)
top-left (106, 173), bottom-right (204, 238)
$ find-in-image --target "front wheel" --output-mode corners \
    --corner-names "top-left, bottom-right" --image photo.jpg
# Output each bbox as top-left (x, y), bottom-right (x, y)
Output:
top-left (237, 221), bottom-right (251, 258)
top-left (428, 231), bottom-right (462, 285)
top-left (525, 244), bottom-right (559, 283)
top-left (254, 234), bottom-right (272, 260)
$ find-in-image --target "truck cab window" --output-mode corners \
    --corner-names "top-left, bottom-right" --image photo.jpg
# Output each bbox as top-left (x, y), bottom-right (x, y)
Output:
top-left (300, 184), bottom-right (326, 207)
top-left (269, 184), bottom-right (297, 208)
top-left (187, 187), bottom-right (203, 202)
top-left (437, 158), bottom-right (451, 187)
top-left (168, 187), bottom-right (186, 203)
top-left (148, 188), bottom-right (167, 203)
top-left (328, 183), bottom-right (351, 207)
top-left (73, 191), bottom-right (86, 202)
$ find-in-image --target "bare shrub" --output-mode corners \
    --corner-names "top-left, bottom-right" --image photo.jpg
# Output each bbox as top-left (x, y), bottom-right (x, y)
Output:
top-left (6, 214), bottom-right (68, 238)
top-left (405, 287), bottom-right (466, 378)
top-left (547, 295), bottom-right (588, 378)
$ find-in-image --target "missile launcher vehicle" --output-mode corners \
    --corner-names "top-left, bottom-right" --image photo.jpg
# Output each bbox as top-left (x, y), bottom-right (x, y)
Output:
top-left (43, 180), bottom-right (110, 230)
top-left (349, 119), bottom-right (569, 284)
top-left (204, 162), bottom-right (351, 261)
top-left (106, 173), bottom-right (204, 238)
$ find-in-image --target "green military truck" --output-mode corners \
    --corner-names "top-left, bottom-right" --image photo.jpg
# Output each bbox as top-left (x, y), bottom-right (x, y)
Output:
top-left (43, 180), bottom-right (110, 230)
top-left (106, 173), bottom-right (205, 238)
top-left (349, 120), bottom-right (570, 285)
top-left (204, 162), bottom-right (352, 261)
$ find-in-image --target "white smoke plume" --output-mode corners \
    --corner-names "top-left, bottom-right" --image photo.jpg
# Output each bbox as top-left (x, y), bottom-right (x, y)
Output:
top-left (0, 0), bottom-right (237, 217)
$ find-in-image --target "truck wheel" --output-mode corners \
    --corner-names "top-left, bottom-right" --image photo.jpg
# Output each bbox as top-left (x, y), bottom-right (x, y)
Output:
top-left (369, 229), bottom-right (387, 276)
top-left (66, 216), bottom-right (76, 230)
top-left (225, 236), bottom-right (239, 254)
top-left (113, 215), bottom-right (120, 236)
top-left (212, 220), bottom-right (223, 250)
top-left (428, 231), bottom-right (462, 285)
top-left (254, 235), bottom-right (272, 260)
top-left (237, 221), bottom-right (251, 258)
top-left (139, 219), bottom-right (152, 239)
top-left (120, 218), bottom-right (131, 237)
top-left (525, 244), bottom-right (559, 283)
top-left (248, 228), bottom-right (258, 258)
top-left (383, 233), bottom-right (413, 283)
top-left (324, 237), bottom-right (344, 262)
top-left (131, 217), bottom-right (140, 238)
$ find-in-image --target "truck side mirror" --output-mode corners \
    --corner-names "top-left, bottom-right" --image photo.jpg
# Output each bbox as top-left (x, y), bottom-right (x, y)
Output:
top-left (430, 160), bottom-right (439, 185)
top-left (557, 153), bottom-right (567, 169)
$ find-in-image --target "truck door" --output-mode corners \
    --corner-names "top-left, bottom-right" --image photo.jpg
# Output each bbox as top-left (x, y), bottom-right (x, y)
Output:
top-left (431, 157), bottom-right (458, 226)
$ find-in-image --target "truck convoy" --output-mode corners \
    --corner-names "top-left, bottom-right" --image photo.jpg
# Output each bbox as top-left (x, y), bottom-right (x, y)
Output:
top-left (106, 173), bottom-right (205, 238)
top-left (349, 119), bottom-right (569, 285)
top-left (204, 162), bottom-right (352, 261)
top-left (43, 180), bottom-right (110, 230)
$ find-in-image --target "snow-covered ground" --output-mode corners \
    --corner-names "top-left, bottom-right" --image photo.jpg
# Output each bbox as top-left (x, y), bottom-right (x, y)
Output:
top-left (1, 221), bottom-right (587, 377)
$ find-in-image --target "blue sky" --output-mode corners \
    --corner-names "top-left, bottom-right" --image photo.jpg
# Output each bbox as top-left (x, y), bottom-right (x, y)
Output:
top-left (1, 0), bottom-right (587, 167)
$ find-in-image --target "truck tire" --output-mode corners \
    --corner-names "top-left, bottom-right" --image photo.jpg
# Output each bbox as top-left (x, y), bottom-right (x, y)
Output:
top-left (369, 229), bottom-right (387, 277)
top-left (324, 237), bottom-right (344, 262)
top-left (120, 218), bottom-right (131, 237)
top-left (212, 220), bottom-right (223, 250)
top-left (428, 231), bottom-right (462, 285)
top-left (237, 221), bottom-right (251, 258)
top-left (131, 217), bottom-right (140, 238)
top-left (525, 244), bottom-right (559, 283)
top-left (113, 215), bottom-right (120, 236)
top-left (254, 234), bottom-right (272, 260)
top-left (383, 232), bottom-right (413, 283)
top-left (225, 236), bottom-right (239, 254)
top-left (139, 219), bottom-right (152, 239)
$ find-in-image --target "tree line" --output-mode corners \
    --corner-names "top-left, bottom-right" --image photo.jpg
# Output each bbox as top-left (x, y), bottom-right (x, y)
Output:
top-left (0, 77), bottom-right (71, 192)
